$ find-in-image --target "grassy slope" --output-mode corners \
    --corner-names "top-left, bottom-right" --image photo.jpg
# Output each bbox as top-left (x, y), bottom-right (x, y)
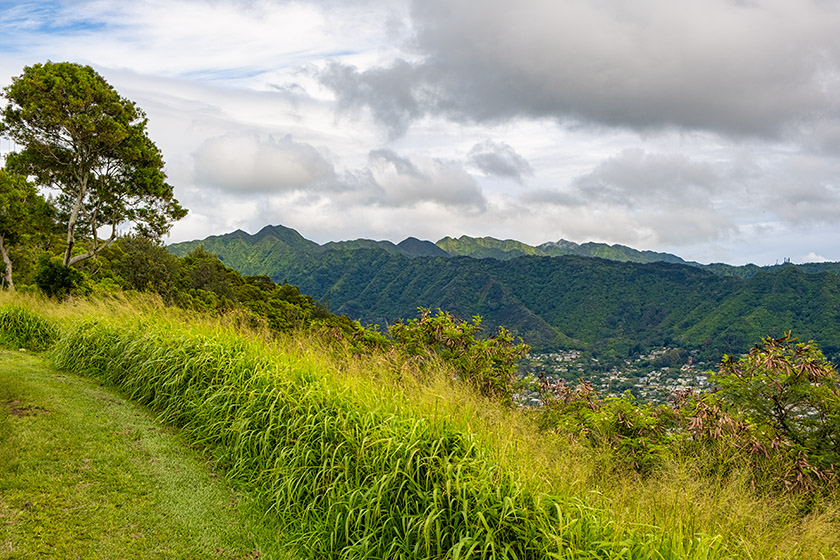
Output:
top-left (0, 349), bottom-right (296, 560)
top-left (1, 294), bottom-right (839, 558)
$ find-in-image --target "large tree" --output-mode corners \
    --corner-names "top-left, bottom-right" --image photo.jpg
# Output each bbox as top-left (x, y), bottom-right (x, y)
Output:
top-left (0, 62), bottom-right (186, 267)
top-left (0, 169), bottom-right (53, 290)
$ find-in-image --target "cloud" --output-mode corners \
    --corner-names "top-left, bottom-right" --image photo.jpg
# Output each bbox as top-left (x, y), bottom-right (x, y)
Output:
top-left (321, 0), bottom-right (840, 138)
top-left (518, 146), bottom-right (840, 248)
top-left (0, 0), bottom-right (409, 84)
top-left (573, 148), bottom-right (722, 207)
top-left (364, 149), bottom-right (487, 209)
top-left (802, 252), bottom-right (830, 263)
top-left (467, 140), bottom-right (533, 182)
top-left (755, 155), bottom-right (840, 224)
top-left (519, 149), bottom-right (736, 246)
top-left (193, 133), bottom-right (335, 193)
top-left (320, 60), bottom-right (427, 139)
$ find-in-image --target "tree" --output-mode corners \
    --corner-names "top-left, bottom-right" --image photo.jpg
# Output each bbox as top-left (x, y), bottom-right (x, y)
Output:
top-left (0, 61), bottom-right (186, 267)
top-left (108, 234), bottom-right (181, 296)
top-left (0, 168), bottom-right (53, 290)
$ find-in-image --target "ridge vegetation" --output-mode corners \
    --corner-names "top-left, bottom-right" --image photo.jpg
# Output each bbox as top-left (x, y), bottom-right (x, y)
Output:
top-left (169, 225), bottom-right (840, 363)
top-left (3, 294), bottom-right (840, 558)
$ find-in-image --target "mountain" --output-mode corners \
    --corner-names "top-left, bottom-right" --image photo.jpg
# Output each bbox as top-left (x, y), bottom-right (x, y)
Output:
top-left (436, 236), bottom-right (542, 259)
top-left (168, 225), bottom-right (840, 362)
top-left (434, 235), bottom-right (688, 263)
top-left (398, 237), bottom-right (450, 258)
top-left (323, 239), bottom-right (404, 255)
top-left (539, 240), bottom-right (687, 264)
top-left (172, 225), bottom-right (694, 266)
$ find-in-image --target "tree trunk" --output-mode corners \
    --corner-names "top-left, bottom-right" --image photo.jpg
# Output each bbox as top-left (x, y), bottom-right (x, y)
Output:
top-left (63, 174), bottom-right (88, 267)
top-left (0, 235), bottom-right (14, 291)
top-left (66, 222), bottom-right (117, 267)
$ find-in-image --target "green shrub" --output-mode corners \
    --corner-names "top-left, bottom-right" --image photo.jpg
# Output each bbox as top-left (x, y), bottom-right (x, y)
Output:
top-left (538, 379), bottom-right (678, 476)
top-left (0, 305), bottom-right (59, 351)
top-left (389, 308), bottom-right (530, 404)
top-left (33, 256), bottom-right (87, 299)
top-left (697, 334), bottom-right (840, 491)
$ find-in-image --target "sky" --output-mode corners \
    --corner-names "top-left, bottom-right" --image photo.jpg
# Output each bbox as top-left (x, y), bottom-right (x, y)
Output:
top-left (2, 0), bottom-right (840, 265)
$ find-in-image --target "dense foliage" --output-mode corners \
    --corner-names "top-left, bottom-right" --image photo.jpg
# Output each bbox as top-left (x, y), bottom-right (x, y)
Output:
top-left (169, 225), bottom-right (840, 364)
top-left (389, 308), bottom-right (530, 403)
top-left (709, 334), bottom-right (840, 487)
top-left (1, 61), bottom-right (186, 266)
top-left (0, 169), bottom-right (55, 291)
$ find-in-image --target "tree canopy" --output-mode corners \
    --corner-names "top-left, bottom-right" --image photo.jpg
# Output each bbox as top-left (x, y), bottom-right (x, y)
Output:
top-left (0, 169), bottom-right (53, 290)
top-left (0, 61), bottom-right (186, 267)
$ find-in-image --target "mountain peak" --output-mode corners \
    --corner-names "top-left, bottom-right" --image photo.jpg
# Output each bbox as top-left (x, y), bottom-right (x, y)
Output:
top-left (253, 224), bottom-right (319, 250)
top-left (397, 237), bottom-right (449, 258)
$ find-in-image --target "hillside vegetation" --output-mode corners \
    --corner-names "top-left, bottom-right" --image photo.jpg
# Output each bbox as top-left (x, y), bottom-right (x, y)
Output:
top-left (2, 293), bottom-right (840, 559)
top-left (169, 225), bottom-right (840, 362)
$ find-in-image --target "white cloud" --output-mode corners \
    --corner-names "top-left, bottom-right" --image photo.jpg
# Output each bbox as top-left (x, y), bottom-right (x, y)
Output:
top-left (365, 149), bottom-right (486, 209)
top-left (802, 252), bottom-right (830, 263)
top-left (193, 133), bottom-right (335, 193)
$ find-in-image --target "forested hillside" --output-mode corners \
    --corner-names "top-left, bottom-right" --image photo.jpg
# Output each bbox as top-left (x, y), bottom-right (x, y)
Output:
top-left (169, 225), bottom-right (840, 363)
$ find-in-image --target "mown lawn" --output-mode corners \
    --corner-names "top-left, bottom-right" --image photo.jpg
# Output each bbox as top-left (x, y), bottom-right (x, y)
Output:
top-left (0, 349), bottom-right (295, 560)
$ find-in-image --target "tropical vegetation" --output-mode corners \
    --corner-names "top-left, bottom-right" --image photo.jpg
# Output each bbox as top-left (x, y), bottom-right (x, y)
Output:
top-left (170, 224), bottom-right (840, 364)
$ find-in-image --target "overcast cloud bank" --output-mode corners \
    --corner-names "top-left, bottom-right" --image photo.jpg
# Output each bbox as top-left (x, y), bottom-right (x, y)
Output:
top-left (1, 0), bottom-right (840, 265)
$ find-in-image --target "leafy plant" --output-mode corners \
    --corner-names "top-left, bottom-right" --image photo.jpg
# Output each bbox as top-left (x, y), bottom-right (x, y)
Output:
top-left (34, 257), bottom-right (87, 300)
top-left (0, 169), bottom-right (54, 291)
top-left (0, 305), bottom-right (59, 351)
top-left (538, 378), bottom-right (678, 476)
top-left (701, 334), bottom-right (840, 489)
top-left (389, 308), bottom-right (530, 403)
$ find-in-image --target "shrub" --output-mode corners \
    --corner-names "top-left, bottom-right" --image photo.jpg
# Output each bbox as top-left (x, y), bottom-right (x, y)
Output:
top-left (698, 334), bottom-right (840, 490)
top-left (33, 256), bottom-right (86, 299)
top-left (538, 378), bottom-right (678, 476)
top-left (389, 308), bottom-right (530, 403)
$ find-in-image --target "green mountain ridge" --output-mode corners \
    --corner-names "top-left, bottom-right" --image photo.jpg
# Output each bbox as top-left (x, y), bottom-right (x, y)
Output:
top-left (169, 225), bottom-right (840, 362)
top-left (174, 224), bottom-right (699, 264)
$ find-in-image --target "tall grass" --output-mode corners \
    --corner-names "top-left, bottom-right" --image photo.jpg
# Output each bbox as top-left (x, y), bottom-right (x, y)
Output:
top-left (0, 304), bottom-right (59, 351)
top-left (41, 309), bottom-right (720, 559)
top-left (3, 294), bottom-right (836, 558)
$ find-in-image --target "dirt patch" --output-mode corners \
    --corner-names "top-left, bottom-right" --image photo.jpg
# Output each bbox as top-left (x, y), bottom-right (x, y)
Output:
top-left (3, 400), bottom-right (49, 418)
